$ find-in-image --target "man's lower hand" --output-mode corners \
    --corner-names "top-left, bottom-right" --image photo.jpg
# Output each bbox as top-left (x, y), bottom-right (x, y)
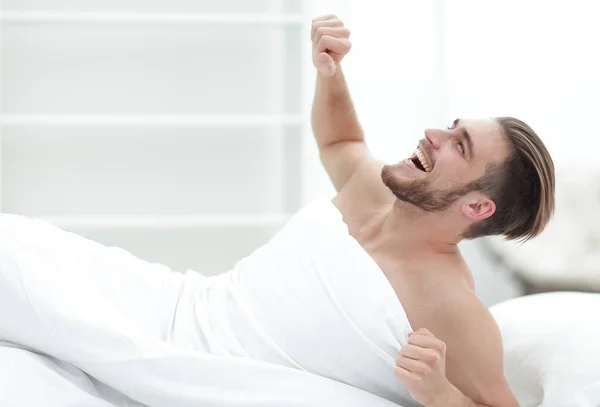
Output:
top-left (394, 328), bottom-right (455, 406)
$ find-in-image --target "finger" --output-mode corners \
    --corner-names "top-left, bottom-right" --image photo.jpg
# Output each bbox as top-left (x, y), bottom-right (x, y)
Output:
top-left (312, 14), bottom-right (338, 23)
top-left (408, 332), bottom-right (446, 352)
top-left (312, 26), bottom-right (350, 44)
top-left (316, 52), bottom-right (336, 76)
top-left (395, 356), bottom-right (431, 375)
top-left (394, 366), bottom-right (421, 382)
top-left (311, 19), bottom-right (343, 40)
top-left (315, 35), bottom-right (351, 58)
top-left (400, 344), bottom-right (440, 363)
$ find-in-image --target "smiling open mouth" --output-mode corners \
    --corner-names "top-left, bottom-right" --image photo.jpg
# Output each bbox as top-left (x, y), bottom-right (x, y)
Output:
top-left (409, 148), bottom-right (430, 172)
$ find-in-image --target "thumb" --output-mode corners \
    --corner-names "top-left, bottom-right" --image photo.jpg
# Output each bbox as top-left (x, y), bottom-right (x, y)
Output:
top-left (317, 52), bottom-right (336, 76)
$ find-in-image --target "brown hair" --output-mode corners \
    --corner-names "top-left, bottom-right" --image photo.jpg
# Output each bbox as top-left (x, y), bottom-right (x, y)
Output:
top-left (465, 117), bottom-right (555, 241)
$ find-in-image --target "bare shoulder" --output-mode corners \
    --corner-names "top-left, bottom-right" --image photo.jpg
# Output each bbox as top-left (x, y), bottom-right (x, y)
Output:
top-left (427, 287), bottom-right (518, 405)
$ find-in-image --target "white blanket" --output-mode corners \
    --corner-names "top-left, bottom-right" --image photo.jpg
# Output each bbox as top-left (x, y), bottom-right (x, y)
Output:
top-left (0, 341), bottom-right (141, 407)
top-left (0, 340), bottom-right (401, 407)
top-left (0, 212), bottom-right (404, 407)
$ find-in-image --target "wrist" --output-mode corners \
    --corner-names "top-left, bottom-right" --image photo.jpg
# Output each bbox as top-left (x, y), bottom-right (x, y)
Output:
top-left (428, 382), bottom-right (467, 407)
top-left (317, 65), bottom-right (343, 80)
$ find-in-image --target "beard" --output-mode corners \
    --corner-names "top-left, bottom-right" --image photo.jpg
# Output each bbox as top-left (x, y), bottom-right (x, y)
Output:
top-left (381, 163), bottom-right (478, 212)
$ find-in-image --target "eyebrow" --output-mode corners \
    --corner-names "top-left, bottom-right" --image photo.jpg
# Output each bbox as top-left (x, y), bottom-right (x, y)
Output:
top-left (453, 119), bottom-right (474, 161)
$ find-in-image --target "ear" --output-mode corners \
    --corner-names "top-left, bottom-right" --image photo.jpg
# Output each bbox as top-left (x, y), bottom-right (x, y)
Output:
top-left (460, 197), bottom-right (496, 221)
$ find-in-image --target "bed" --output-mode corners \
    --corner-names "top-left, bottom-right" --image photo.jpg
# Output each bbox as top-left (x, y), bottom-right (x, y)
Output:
top-left (1, 291), bottom-right (599, 407)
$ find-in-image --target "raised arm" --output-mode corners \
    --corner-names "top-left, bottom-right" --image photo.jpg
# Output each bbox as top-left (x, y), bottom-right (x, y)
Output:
top-left (310, 16), bottom-right (395, 209)
top-left (310, 15), bottom-right (371, 192)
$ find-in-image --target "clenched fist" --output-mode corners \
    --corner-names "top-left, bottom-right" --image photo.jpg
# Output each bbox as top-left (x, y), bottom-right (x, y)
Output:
top-left (311, 15), bottom-right (352, 77)
top-left (395, 328), bottom-right (454, 406)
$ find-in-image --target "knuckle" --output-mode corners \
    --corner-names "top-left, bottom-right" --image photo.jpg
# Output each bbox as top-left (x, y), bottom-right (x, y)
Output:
top-left (425, 352), bottom-right (438, 362)
top-left (312, 14), bottom-right (333, 22)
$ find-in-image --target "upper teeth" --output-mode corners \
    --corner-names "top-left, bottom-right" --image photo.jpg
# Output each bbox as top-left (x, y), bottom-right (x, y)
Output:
top-left (415, 148), bottom-right (430, 172)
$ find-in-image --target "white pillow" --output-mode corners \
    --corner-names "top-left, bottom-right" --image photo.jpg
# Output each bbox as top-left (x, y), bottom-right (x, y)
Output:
top-left (490, 292), bottom-right (600, 407)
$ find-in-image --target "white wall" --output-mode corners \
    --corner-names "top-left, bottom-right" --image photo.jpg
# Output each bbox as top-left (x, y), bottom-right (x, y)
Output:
top-left (1, 1), bottom-right (307, 275)
top-left (442, 0), bottom-right (600, 168)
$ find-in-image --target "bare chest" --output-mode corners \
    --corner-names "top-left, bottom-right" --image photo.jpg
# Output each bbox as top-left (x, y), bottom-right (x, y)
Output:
top-left (333, 199), bottom-right (473, 330)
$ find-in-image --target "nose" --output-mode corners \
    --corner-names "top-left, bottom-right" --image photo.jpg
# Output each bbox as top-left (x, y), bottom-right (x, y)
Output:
top-left (424, 129), bottom-right (442, 149)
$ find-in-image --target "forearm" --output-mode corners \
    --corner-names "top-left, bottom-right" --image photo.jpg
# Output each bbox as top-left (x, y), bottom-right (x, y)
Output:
top-left (310, 68), bottom-right (364, 149)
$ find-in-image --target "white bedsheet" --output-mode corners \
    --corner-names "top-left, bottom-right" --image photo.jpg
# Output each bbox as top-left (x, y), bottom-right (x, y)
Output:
top-left (0, 339), bottom-right (402, 407)
top-left (0, 211), bottom-right (404, 407)
top-left (0, 341), bottom-right (143, 407)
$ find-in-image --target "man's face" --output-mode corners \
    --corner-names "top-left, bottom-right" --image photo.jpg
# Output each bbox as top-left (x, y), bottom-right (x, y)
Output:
top-left (381, 119), bottom-right (509, 212)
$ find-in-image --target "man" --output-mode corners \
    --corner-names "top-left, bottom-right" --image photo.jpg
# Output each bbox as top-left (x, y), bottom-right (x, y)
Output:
top-left (310, 14), bottom-right (554, 407)
top-left (0, 14), bottom-right (553, 407)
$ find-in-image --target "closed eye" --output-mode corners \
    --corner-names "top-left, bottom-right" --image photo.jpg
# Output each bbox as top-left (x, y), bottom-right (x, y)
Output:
top-left (449, 118), bottom-right (474, 161)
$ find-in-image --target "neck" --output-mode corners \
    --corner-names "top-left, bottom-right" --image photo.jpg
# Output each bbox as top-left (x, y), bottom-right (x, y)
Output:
top-left (370, 200), bottom-right (463, 255)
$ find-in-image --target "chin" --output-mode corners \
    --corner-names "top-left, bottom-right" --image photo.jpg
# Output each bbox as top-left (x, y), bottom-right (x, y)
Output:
top-left (381, 163), bottom-right (400, 186)
top-left (382, 160), bottom-right (426, 182)
top-left (381, 163), bottom-right (420, 193)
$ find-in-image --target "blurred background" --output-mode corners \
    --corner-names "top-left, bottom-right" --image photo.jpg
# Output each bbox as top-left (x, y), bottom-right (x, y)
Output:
top-left (1, 0), bottom-right (599, 306)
